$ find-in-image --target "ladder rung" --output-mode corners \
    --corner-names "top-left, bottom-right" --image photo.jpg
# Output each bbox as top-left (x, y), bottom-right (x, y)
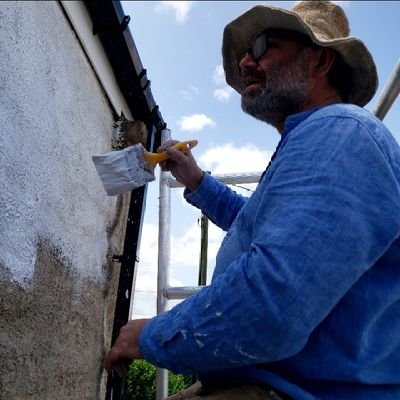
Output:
top-left (166, 172), bottom-right (263, 188)
top-left (164, 286), bottom-right (205, 299)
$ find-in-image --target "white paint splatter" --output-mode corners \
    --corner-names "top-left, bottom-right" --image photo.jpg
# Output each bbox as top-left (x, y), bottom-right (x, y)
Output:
top-left (0, 8), bottom-right (121, 286)
top-left (236, 347), bottom-right (259, 360)
top-left (196, 339), bottom-right (205, 348)
top-left (193, 333), bottom-right (208, 348)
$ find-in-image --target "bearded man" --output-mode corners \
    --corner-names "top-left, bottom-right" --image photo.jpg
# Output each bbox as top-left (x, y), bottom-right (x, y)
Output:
top-left (105, 2), bottom-right (400, 399)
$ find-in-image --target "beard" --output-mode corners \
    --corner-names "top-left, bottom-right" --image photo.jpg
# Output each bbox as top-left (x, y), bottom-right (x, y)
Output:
top-left (241, 48), bottom-right (312, 130)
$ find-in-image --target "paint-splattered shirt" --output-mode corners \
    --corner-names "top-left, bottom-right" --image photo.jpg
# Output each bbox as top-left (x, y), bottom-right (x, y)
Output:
top-left (140, 104), bottom-right (400, 399)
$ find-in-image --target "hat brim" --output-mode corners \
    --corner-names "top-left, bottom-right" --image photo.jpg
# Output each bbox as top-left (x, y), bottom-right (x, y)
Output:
top-left (222, 5), bottom-right (378, 107)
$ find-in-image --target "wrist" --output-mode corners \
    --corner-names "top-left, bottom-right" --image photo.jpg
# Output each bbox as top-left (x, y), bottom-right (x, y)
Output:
top-left (187, 169), bottom-right (204, 192)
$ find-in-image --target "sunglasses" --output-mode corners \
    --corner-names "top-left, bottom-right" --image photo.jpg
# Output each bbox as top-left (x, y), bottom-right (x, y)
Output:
top-left (247, 32), bottom-right (271, 62)
top-left (246, 29), bottom-right (314, 62)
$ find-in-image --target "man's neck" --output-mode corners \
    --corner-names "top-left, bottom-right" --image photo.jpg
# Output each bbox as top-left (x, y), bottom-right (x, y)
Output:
top-left (276, 92), bottom-right (343, 133)
top-left (303, 92), bottom-right (343, 111)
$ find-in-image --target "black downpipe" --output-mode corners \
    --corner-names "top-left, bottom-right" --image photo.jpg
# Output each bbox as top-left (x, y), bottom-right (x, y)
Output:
top-left (106, 184), bottom-right (147, 400)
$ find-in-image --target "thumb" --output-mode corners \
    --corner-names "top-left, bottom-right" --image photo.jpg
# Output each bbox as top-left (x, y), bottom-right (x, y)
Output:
top-left (166, 146), bottom-right (193, 164)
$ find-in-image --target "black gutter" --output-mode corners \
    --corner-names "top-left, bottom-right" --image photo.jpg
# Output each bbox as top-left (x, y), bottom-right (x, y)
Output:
top-left (84, 2), bottom-right (165, 399)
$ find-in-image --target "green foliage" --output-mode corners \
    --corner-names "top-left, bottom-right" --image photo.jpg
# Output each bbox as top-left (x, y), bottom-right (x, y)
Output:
top-left (125, 360), bottom-right (192, 400)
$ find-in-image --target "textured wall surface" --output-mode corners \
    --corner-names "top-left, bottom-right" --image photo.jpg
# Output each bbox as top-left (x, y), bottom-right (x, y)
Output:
top-left (0, 2), bottom-right (130, 398)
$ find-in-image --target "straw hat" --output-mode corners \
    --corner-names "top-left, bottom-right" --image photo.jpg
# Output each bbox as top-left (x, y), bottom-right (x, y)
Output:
top-left (222, 1), bottom-right (378, 106)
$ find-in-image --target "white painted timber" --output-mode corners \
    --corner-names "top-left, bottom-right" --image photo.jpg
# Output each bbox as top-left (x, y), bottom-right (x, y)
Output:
top-left (60, 1), bottom-right (133, 120)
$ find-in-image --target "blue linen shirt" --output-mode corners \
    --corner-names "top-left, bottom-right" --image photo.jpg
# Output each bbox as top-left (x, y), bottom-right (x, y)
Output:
top-left (140, 104), bottom-right (400, 399)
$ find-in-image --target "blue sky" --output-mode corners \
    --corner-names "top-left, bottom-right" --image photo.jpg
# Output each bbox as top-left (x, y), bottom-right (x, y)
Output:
top-left (121, 1), bottom-right (400, 317)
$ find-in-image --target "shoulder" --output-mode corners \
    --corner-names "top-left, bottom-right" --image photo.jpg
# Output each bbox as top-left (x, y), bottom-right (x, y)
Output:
top-left (303, 103), bottom-right (389, 136)
top-left (276, 104), bottom-right (400, 178)
top-left (303, 103), bottom-right (376, 126)
top-left (289, 103), bottom-right (397, 154)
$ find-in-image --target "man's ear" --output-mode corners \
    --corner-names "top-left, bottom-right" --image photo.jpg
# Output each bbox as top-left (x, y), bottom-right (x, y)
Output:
top-left (312, 47), bottom-right (336, 79)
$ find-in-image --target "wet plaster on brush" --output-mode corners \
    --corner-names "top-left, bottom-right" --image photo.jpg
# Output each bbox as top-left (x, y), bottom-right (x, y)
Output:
top-left (112, 112), bottom-right (148, 150)
top-left (93, 125), bottom-right (198, 196)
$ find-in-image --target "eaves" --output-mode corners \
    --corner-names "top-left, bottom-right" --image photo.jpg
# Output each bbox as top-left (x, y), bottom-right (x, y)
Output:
top-left (59, 0), bottom-right (165, 138)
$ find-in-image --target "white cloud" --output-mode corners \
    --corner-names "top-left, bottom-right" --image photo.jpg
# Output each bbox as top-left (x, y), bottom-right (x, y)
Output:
top-left (134, 223), bottom-right (158, 292)
top-left (213, 64), bottom-right (234, 103)
top-left (170, 221), bottom-right (223, 270)
top-left (199, 143), bottom-right (272, 174)
top-left (177, 114), bottom-right (216, 132)
top-left (135, 274), bottom-right (157, 292)
top-left (132, 219), bottom-right (225, 317)
top-left (155, 1), bottom-right (194, 23)
top-left (213, 87), bottom-right (234, 102)
top-left (131, 220), bottom-right (199, 317)
top-left (197, 143), bottom-right (272, 196)
top-left (213, 65), bottom-right (226, 85)
top-left (189, 85), bottom-right (199, 95)
top-left (179, 85), bottom-right (200, 101)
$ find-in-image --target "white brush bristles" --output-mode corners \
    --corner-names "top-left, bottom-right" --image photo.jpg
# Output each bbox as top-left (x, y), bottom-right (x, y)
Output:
top-left (92, 144), bottom-right (155, 196)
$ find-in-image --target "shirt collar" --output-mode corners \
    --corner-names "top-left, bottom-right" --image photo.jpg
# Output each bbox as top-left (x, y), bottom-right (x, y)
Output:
top-left (282, 105), bottom-right (328, 138)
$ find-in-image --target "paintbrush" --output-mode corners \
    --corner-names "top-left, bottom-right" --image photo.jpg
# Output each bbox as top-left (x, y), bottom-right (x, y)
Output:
top-left (92, 140), bottom-right (198, 196)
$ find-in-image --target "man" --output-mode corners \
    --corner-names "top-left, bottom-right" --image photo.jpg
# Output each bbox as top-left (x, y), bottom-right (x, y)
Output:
top-left (105, 1), bottom-right (400, 399)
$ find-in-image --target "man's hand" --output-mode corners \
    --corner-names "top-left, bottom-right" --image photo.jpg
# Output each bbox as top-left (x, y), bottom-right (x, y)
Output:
top-left (158, 140), bottom-right (203, 192)
top-left (104, 319), bottom-right (149, 373)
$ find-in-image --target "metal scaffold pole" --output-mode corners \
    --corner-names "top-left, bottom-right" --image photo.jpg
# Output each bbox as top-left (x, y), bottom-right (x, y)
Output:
top-left (373, 59), bottom-right (400, 120)
top-left (156, 128), bottom-right (171, 400)
top-left (198, 213), bottom-right (209, 286)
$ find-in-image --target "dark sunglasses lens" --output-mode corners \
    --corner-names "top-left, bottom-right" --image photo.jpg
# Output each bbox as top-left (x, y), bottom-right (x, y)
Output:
top-left (251, 34), bottom-right (267, 61)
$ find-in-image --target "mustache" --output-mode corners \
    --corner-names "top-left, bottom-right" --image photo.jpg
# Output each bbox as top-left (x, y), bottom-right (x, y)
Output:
top-left (240, 68), bottom-right (266, 81)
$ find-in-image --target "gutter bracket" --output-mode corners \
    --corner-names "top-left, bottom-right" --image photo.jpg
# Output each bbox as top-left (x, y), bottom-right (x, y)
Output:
top-left (137, 69), bottom-right (150, 90)
top-left (112, 255), bottom-right (124, 263)
top-left (92, 14), bottom-right (131, 35)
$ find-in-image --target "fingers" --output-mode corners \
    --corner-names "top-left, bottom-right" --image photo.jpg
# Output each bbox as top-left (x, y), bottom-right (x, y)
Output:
top-left (166, 146), bottom-right (193, 162)
top-left (158, 141), bottom-right (181, 171)
top-left (104, 332), bottom-right (132, 373)
top-left (156, 140), bottom-right (202, 190)
top-left (158, 142), bottom-right (194, 171)
top-left (104, 319), bottom-right (149, 373)
top-left (157, 140), bottom-right (195, 161)
top-left (157, 140), bottom-right (179, 153)
top-left (104, 346), bottom-right (122, 373)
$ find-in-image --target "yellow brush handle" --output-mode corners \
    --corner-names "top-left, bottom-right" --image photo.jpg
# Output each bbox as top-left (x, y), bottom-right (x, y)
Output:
top-left (144, 140), bottom-right (198, 165)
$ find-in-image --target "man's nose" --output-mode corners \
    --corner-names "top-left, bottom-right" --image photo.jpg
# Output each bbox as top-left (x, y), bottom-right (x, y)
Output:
top-left (239, 52), bottom-right (257, 72)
